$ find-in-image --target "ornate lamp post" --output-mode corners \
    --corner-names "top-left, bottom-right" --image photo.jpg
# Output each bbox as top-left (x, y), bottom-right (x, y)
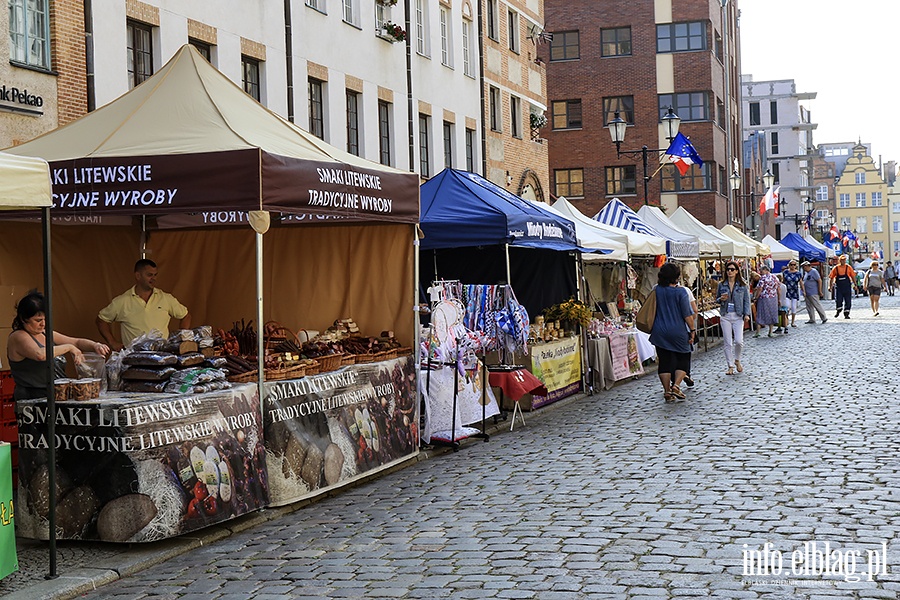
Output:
top-left (606, 107), bottom-right (681, 205)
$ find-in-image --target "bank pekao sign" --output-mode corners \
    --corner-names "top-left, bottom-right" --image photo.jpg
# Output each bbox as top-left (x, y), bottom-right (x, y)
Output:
top-left (0, 83), bottom-right (44, 116)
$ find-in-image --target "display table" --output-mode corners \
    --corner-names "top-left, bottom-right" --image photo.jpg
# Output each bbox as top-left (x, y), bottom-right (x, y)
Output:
top-left (587, 329), bottom-right (650, 392)
top-left (487, 368), bottom-right (546, 431)
top-left (0, 442), bottom-right (15, 580)
top-left (488, 335), bottom-right (581, 411)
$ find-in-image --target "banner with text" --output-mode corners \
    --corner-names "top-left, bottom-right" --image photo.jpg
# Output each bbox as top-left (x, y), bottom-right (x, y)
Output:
top-left (529, 336), bottom-right (582, 409)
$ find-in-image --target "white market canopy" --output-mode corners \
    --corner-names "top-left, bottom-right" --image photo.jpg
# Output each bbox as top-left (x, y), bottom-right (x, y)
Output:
top-left (636, 205), bottom-right (700, 259)
top-left (0, 151), bottom-right (52, 210)
top-left (803, 234), bottom-right (836, 258)
top-left (533, 199), bottom-right (628, 261)
top-left (554, 197), bottom-right (666, 256)
top-left (721, 224), bottom-right (770, 257)
top-left (669, 207), bottom-right (753, 257)
top-left (760, 235), bottom-right (800, 262)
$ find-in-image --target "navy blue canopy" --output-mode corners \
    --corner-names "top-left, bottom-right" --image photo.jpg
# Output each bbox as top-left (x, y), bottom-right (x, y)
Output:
top-left (420, 169), bottom-right (580, 250)
top-left (780, 232), bottom-right (826, 262)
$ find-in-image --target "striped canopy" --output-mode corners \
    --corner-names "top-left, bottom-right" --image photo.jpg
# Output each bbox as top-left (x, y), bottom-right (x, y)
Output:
top-left (593, 198), bottom-right (658, 237)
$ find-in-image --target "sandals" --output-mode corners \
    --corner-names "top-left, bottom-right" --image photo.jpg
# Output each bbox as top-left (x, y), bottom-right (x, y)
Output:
top-left (735, 361), bottom-right (743, 373)
top-left (726, 367), bottom-right (734, 375)
top-left (664, 392), bottom-right (676, 403)
top-left (752, 333), bottom-right (760, 338)
top-left (671, 385), bottom-right (686, 399)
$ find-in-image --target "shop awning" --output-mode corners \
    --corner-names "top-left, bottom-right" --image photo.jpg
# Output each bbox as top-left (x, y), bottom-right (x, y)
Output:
top-left (571, 198), bottom-right (665, 256)
top-left (636, 205), bottom-right (700, 258)
top-left (720, 224), bottom-right (770, 257)
top-left (780, 232), bottom-right (827, 262)
top-left (420, 169), bottom-right (581, 251)
top-left (536, 199), bottom-right (628, 261)
top-left (669, 207), bottom-right (753, 257)
top-left (760, 235), bottom-right (800, 262)
top-left (594, 198), bottom-right (658, 235)
top-left (4, 45), bottom-right (419, 224)
top-left (0, 152), bottom-right (52, 210)
top-left (802, 234), bottom-right (836, 258)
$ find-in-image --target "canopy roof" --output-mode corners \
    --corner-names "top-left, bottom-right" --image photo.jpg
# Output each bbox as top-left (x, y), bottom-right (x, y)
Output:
top-left (420, 169), bottom-right (580, 251)
top-left (780, 232), bottom-right (826, 262)
top-left (533, 199), bottom-right (627, 261)
top-left (720, 224), bottom-right (770, 257)
top-left (636, 205), bottom-right (700, 258)
top-left (802, 234), bottom-right (836, 258)
top-left (594, 198), bottom-right (658, 236)
top-left (555, 197), bottom-right (665, 256)
top-left (5, 44), bottom-right (418, 223)
top-left (0, 152), bottom-right (52, 210)
top-left (669, 207), bottom-right (753, 257)
top-left (760, 235), bottom-right (800, 261)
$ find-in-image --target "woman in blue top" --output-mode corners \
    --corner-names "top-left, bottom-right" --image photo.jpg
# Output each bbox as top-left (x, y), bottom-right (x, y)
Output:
top-left (716, 261), bottom-right (752, 375)
top-left (649, 262), bottom-right (695, 402)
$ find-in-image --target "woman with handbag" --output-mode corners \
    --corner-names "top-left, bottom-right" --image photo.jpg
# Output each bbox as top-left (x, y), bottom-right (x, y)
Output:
top-left (716, 261), bottom-right (751, 375)
top-left (648, 262), bottom-right (695, 403)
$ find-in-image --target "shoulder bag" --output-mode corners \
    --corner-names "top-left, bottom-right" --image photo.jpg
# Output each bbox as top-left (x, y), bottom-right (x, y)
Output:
top-left (635, 288), bottom-right (657, 334)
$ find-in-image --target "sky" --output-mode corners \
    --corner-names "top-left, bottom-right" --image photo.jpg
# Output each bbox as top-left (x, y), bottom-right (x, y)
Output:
top-left (738, 0), bottom-right (900, 164)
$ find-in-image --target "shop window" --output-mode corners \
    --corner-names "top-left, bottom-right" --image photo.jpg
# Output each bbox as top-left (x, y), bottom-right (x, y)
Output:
top-left (189, 39), bottom-right (212, 63)
top-left (550, 31), bottom-right (579, 61)
top-left (603, 96), bottom-right (634, 126)
top-left (127, 20), bottom-right (154, 89)
top-left (308, 78), bottom-right (325, 139)
top-left (346, 91), bottom-right (360, 156)
top-left (9, 0), bottom-right (50, 69)
top-left (601, 27), bottom-right (631, 57)
top-left (661, 164), bottom-right (711, 191)
top-left (658, 92), bottom-right (708, 122)
top-left (419, 114), bottom-right (431, 178)
top-left (378, 100), bottom-right (392, 166)
top-left (443, 121), bottom-right (454, 168)
top-left (606, 166), bottom-right (636, 196)
top-left (555, 169), bottom-right (584, 198)
top-left (656, 21), bottom-right (706, 53)
top-left (552, 100), bottom-right (582, 130)
top-left (242, 56), bottom-right (261, 102)
top-left (465, 128), bottom-right (476, 172)
top-left (749, 102), bottom-right (760, 126)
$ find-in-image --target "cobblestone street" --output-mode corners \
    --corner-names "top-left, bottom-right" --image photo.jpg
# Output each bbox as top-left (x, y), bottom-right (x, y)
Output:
top-left (7, 295), bottom-right (900, 599)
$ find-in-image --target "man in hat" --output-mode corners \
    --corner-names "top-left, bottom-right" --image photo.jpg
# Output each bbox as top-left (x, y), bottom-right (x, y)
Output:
top-left (828, 254), bottom-right (856, 319)
top-left (800, 261), bottom-right (828, 324)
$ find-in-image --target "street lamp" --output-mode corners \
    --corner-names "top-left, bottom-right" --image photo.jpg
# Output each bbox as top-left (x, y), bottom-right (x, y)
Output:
top-left (730, 170), bottom-right (761, 239)
top-left (606, 107), bottom-right (681, 205)
top-left (779, 196), bottom-right (815, 233)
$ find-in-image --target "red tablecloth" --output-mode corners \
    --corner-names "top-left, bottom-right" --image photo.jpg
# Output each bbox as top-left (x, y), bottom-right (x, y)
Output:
top-left (488, 369), bottom-right (548, 402)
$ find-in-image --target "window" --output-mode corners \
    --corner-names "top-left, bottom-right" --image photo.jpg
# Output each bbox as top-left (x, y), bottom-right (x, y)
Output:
top-left (9, 0), bottom-right (50, 69)
top-left (816, 185), bottom-right (829, 201)
top-left (550, 31), bottom-right (579, 61)
top-left (376, 3), bottom-right (388, 28)
top-left (661, 164), bottom-right (711, 191)
top-left (749, 102), bottom-right (760, 126)
top-left (855, 171), bottom-right (866, 184)
top-left (489, 86), bottom-right (502, 132)
top-left (343, 0), bottom-right (359, 26)
top-left (127, 21), bottom-right (154, 89)
top-left (658, 92), bottom-right (708, 121)
top-left (716, 97), bottom-right (725, 129)
top-left (872, 191), bottom-right (883, 207)
top-left (770, 100), bottom-right (778, 125)
top-left (601, 27), bottom-right (631, 57)
top-left (189, 39), bottom-right (211, 62)
top-left (443, 121), bottom-right (454, 168)
top-left (772, 162), bottom-right (780, 183)
top-left (718, 165), bottom-right (727, 196)
top-left (552, 100), bottom-right (582, 129)
top-left (656, 22), bottom-right (706, 53)
top-left (856, 216), bottom-right (867, 233)
top-left (415, 0), bottom-right (429, 55)
top-left (507, 9), bottom-right (520, 53)
top-left (840, 217), bottom-right (851, 230)
top-left (873, 216), bottom-right (883, 233)
top-left (308, 78), bottom-right (324, 139)
top-left (378, 100), bottom-right (392, 166)
top-left (606, 166), bottom-right (636, 196)
top-left (510, 96), bottom-right (522, 139)
top-left (465, 128), bottom-right (476, 172)
top-left (603, 96), bottom-right (634, 126)
top-left (856, 193), bottom-right (866, 208)
top-left (486, 0), bottom-right (499, 40)
top-left (555, 169), bottom-right (584, 198)
top-left (893, 202), bottom-right (900, 213)
top-left (242, 56), bottom-right (261, 101)
top-left (771, 132), bottom-right (779, 155)
top-left (462, 19), bottom-right (475, 77)
top-left (895, 241), bottom-right (900, 254)
top-left (346, 91), bottom-right (360, 156)
top-left (305, 0), bottom-right (325, 12)
top-left (839, 194), bottom-right (851, 208)
top-left (893, 221), bottom-right (900, 234)
top-left (440, 7), bottom-right (452, 66)
top-left (419, 114), bottom-right (431, 177)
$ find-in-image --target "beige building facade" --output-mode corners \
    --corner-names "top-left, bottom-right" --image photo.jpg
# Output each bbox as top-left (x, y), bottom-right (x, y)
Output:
top-left (834, 144), bottom-right (889, 260)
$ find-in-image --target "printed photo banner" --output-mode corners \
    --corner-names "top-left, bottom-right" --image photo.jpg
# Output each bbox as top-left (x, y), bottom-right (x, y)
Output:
top-left (15, 383), bottom-right (267, 543)
top-left (529, 336), bottom-right (582, 409)
top-left (609, 330), bottom-right (645, 381)
top-left (264, 356), bottom-right (418, 506)
top-left (0, 443), bottom-right (16, 580)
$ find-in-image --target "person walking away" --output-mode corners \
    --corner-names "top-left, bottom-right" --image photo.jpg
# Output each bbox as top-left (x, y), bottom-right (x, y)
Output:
top-left (782, 261), bottom-right (803, 327)
top-left (800, 261), bottom-right (828, 323)
top-left (828, 255), bottom-right (856, 319)
top-left (883, 261), bottom-right (896, 296)
top-left (649, 262), bottom-right (695, 403)
top-left (753, 265), bottom-right (780, 337)
top-left (716, 261), bottom-right (751, 375)
top-left (678, 279), bottom-right (698, 387)
top-left (863, 261), bottom-right (884, 316)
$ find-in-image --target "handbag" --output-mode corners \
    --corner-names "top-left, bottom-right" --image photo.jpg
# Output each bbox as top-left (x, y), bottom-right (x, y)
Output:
top-left (635, 288), bottom-right (657, 334)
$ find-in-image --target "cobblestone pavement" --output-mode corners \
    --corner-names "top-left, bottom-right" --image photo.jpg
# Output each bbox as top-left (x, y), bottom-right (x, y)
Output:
top-left (9, 295), bottom-right (900, 599)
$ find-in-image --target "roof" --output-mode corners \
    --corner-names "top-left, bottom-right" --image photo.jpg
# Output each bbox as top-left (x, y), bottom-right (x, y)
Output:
top-left (553, 198), bottom-right (666, 257)
top-left (0, 152), bottom-right (52, 210)
top-left (636, 205), bottom-right (701, 258)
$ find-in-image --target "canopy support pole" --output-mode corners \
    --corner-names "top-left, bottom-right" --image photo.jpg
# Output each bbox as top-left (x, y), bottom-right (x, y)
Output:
top-left (505, 244), bottom-right (511, 286)
top-left (256, 231), bottom-right (265, 418)
top-left (413, 226), bottom-right (421, 426)
top-left (575, 253), bottom-right (589, 395)
top-left (42, 206), bottom-right (58, 578)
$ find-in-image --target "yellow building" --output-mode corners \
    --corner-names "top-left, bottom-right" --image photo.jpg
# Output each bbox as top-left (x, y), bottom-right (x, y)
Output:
top-left (834, 143), bottom-right (889, 260)
top-left (889, 174), bottom-right (900, 262)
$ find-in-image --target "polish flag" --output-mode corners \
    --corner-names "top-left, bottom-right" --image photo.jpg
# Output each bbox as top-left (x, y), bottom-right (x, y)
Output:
top-left (758, 186), bottom-right (780, 216)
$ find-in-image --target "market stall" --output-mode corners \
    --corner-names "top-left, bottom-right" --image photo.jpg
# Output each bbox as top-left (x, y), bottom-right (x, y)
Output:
top-left (760, 235), bottom-right (800, 273)
top-left (3, 46), bottom-right (421, 541)
top-left (720, 224), bottom-right (770, 259)
top-left (780, 232), bottom-right (826, 264)
top-left (636, 205), bottom-right (701, 259)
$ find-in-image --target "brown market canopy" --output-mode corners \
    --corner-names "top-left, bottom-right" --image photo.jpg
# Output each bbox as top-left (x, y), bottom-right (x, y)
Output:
top-left (4, 45), bottom-right (419, 223)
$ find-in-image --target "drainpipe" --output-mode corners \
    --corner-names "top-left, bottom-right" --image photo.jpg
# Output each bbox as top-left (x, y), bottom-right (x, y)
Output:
top-left (722, 0), bottom-right (734, 226)
top-left (84, 0), bottom-right (95, 112)
top-left (405, 0), bottom-right (415, 171)
top-left (284, 0), bottom-right (294, 122)
top-left (477, 0), bottom-right (487, 176)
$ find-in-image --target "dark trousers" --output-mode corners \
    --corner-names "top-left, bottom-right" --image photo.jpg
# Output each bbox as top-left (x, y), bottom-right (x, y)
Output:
top-left (835, 283), bottom-right (853, 314)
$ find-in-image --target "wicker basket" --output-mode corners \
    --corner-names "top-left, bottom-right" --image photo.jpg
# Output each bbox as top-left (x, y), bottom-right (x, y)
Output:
top-left (227, 370), bottom-right (258, 383)
top-left (355, 352), bottom-right (378, 364)
top-left (340, 354), bottom-right (357, 366)
top-left (304, 359), bottom-right (321, 376)
top-left (394, 346), bottom-right (412, 357)
top-left (316, 353), bottom-right (344, 372)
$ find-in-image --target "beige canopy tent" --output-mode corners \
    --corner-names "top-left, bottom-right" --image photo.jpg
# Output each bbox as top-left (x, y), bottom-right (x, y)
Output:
top-left (0, 152), bottom-right (52, 208)
top-left (720, 224), bottom-right (770, 257)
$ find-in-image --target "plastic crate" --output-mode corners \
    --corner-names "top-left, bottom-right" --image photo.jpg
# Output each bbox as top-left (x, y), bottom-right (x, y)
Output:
top-left (0, 398), bottom-right (13, 424)
top-left (0, 419), bottom-right (16, 444)
top-left (0, 370), bottom-right (13, 400)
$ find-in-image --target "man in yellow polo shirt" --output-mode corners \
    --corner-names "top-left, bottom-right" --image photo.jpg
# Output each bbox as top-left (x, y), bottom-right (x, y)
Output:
top-left (96, 259), bottom-right (191, 351)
